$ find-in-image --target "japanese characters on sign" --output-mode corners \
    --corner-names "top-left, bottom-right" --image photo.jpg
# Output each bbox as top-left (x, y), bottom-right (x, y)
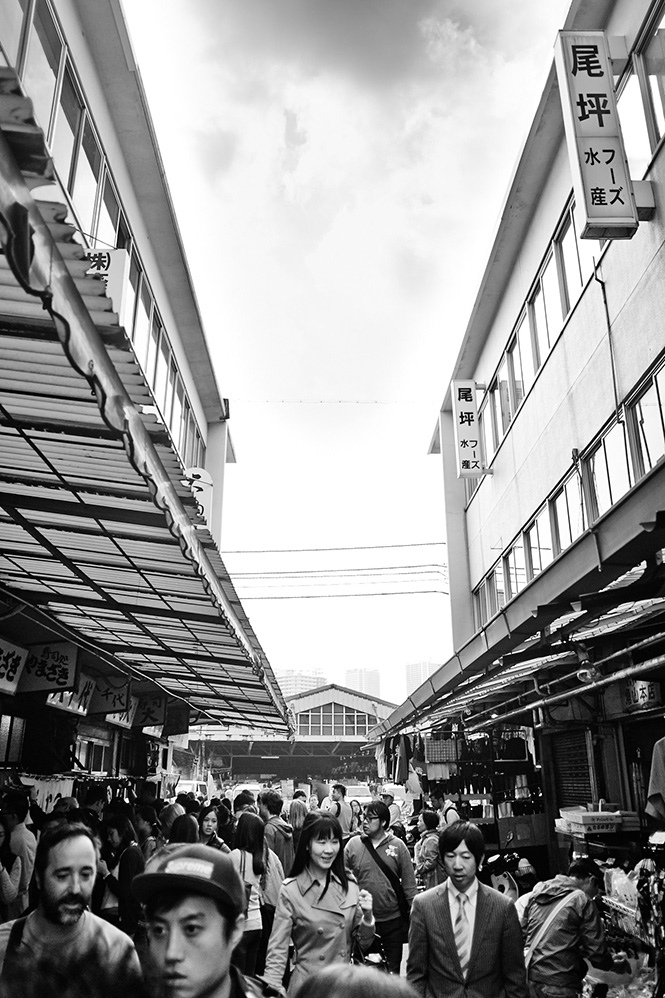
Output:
top-left (47, 673), bottom-right (96, 716)
top-left (451, 380), bottom-right (487, 478)
top-left (85, 248), bottom-right (132, 328)
top-left (89, 675), bottom-right (130, 715)
top-left (623, 679), bottom-right (661, 712)
top-left (135, 695), bottom-right (167, 728)
top-left (554, 31), bottom-right (638, 239)
top-left (18, 641), bottom-right (78, 693)
top-left (106, 695), bottom-right (140, 729)
top-left (0, 637), bottom-right (28, 695)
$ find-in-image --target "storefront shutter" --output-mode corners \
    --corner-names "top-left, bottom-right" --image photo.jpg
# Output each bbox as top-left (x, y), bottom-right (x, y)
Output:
top-left (551, 729), bottom-right (593, 807)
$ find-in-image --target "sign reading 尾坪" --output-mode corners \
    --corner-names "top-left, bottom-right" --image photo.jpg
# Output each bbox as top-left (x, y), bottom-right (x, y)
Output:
top-left (554, 31), bottom-right (638, 240)
top-left (451, 381), bottom-right (488, 478)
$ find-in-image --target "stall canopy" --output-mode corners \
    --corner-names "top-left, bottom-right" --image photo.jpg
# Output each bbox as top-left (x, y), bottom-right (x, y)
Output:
top-left (0, 69), bottom-right (288, 732)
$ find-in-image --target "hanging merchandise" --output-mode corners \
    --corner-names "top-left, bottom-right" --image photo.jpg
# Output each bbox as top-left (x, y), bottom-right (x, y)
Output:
top-left (646, 737), bottom-right (665, 822)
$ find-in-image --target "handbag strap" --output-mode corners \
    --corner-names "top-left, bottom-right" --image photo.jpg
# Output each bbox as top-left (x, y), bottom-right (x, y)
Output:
top-left (362, 837), bottom-right (410, 921)
top-left (524, 890), bottom-right (585, 968)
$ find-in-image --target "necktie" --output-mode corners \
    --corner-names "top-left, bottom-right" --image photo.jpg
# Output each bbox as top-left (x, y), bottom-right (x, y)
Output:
top-left (454, 892), bottom-right (471, 978)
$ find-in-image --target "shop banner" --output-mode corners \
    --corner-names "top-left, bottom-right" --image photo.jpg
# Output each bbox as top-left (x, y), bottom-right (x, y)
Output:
top-left (47, 672), bottom-right (96, 716)
top-left (0, 636), bottom-right (28, 695)
top-left (88, 675), bottom-right (130, 715)
top-left (555, 30), bottom-right (638, 239)
top-left (623, 679), bottom-right (661, 712)
top-left (106, 696), bottom-right (140, 729)
top-left (17, 641), bottom-right (78, 693)
top-left (134, 694), bottom-right (167, 728)
top-left (451, 381), bottom-right (489, 478)
top-left (163, 704), bottom-right (190, 737)
top-left (21, 776), bottom-right (75, 812)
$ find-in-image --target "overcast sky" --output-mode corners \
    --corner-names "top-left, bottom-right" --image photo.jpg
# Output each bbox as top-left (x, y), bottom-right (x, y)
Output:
top-left (123, 0), bottom-right (572, 706)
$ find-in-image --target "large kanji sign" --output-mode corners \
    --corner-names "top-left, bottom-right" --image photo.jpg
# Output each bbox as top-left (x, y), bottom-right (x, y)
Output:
top-left (451, 381), bottom-right (489, 478)
top-left (555, 31), bottom-right (638, 239)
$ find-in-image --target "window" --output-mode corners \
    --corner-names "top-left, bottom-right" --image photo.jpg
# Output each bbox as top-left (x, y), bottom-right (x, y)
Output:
top-left (496, 357), bottom-right (512, 435)
top-left (586, 422), bottom-right (631, 520)
top-left (22, 0), bottom-right (61, 133)
top-left (617, 71), bottom-right (652, 179)
top-left (478, 400), bottom-right (495, 465)
top-left (559, 211), bottom-right (583, 309)
top-left (645, 22), bottom-right (665, 144)
top-left (511, 314), bottom-right (535, 406)
top-left (133, 279), bottom-right (152, 371)
top-left (526, 506), bottom-right (553, 578)
top-left (51, 64), bottom-right (82, 187)
top-left (529, 284), bottom-right (549, 370)
top-left (0, 714), bottom-right (24, 764)
top-left (541, 252), bottom-right (564, 344)
top-left (71, 117), bottom-right (102, 236)
top-left (0, 0), bottom-right (27, 67)
top-left (631, 370), bottom-right (665, 476)
top-left (505, 537), bottom-right (526, 599)
top-left (96, 173), bottom-right (122, 249)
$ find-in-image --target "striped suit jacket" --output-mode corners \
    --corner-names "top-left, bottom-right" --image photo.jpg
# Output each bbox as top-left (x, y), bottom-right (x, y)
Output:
top-left (406, 880), bottom-right (528, 998)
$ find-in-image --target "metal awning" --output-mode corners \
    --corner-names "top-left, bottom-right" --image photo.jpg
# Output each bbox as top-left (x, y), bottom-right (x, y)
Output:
top-left (0, 68), bottom-right (288, 732)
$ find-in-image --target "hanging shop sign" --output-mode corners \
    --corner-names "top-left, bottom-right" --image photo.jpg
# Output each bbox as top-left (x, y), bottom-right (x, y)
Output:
top-left (0, 636), bottom-right (28, 695)
top-left (85, 248), bottom-right (133, 328)
top-left (554, 30), bottom-right (638, 239)
top-left (107, 695), bottom-right (140, 729)
top-left (452, 381), bottom-right (490, 478)
top-left (88, 675), bottom-right (130, 715)
top-left (47, 672), bottom-right (96, 716)
top-left (135, 694), bottom-right (167, 729)
top-left (17, 641), bottom-right (78, 693)
top-left (163, 703), bottom-right (190, 737)
top-left (623, 679), bottom-right (662, 712)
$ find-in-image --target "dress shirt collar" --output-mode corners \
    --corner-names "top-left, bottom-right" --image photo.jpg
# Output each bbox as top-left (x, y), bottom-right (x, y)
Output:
top-left (446, 876), bottom-right (479, 906)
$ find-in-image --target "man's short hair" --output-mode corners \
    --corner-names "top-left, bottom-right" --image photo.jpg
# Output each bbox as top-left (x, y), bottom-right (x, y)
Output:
top-left (332, 784), bottom-right (347, 797)
top-left (568, 857), bottom-right (604, 885)
top-left (133, 843), bottom-right (246, 922)
top-left (293, 790), bottom-right (307, 800)
top-left (258, 789), bottom-right (283, 816)
top-left (35, 822), bottom-right (96, 880)
top-left (364, 801), bottom-right (391, 829)
top-left (1, 791), bottom-right (29, 822)
top-left (440, 820), bottom-right (485, 865)
top-left (233, 790), bottom-right (255, 813)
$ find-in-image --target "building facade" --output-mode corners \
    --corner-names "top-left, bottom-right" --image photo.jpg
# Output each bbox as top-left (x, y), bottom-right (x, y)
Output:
top-left (372, 0), bottom-right (665, 850)
top-left (344, 668), bottom-right (381, 698)
top-left (0, 0), bottom-right (287, 802)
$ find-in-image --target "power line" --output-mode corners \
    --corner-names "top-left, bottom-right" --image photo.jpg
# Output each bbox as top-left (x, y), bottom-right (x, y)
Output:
top-left (224, 541), bottom-right (446, 554)
top-left (240, 589), bottom-right (449, 600)
top-left (235, 575), bottom-right (446, 590)
top-left (232, 564), bottom-right (447, 578)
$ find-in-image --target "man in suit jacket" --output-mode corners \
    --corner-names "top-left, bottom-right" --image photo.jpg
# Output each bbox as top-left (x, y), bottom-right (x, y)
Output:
top-left (407, 820), bottom-right (528, 998)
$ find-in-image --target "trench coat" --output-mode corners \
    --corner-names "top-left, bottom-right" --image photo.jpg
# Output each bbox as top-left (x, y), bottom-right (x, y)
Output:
top-left (263, 869), bottom-right (374, 996)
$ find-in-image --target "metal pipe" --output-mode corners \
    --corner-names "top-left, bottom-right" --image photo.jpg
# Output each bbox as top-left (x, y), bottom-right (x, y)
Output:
top-left (467, 649), bottom-right (665, 730)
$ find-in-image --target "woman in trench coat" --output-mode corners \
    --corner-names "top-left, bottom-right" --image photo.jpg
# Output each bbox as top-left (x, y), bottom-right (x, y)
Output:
top-left (263, 812), bottom-right (375, 996)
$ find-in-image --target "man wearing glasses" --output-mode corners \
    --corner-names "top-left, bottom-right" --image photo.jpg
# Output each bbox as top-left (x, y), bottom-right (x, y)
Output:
top-left (345, 800), bottom-right (417, 974)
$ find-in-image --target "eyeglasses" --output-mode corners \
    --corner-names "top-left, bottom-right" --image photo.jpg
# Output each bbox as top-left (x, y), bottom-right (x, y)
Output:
top-left (363, 814), bottom-right (381, 822)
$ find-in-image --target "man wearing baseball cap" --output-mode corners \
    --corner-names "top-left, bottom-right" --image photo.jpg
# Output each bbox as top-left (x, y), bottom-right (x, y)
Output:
top-left (133, 843), bottom-right (284, 998)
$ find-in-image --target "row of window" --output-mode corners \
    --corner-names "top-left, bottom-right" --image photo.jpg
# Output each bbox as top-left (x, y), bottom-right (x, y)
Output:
top-left (468, 3), bottom-right (665, 500)
top-left (0, 0), bottom-right (205, 470)
top-left (296, 703), bottom-right (378, 737)
top-left (474, 356), bottom-right (665, 627)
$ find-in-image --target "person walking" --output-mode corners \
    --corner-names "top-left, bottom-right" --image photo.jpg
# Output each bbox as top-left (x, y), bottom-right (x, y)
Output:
top-left (406, 820), bottom-right (527, 998)
top-left (0, 823), bottom-right (140, 987)
top-left (264, 811), bottom-right (375, 996)
top-left (521, 858), bottom-right (631, 998)
top-left (198, 805), bottom-right (231, 852)
top-left (413, 811), bottom-right (444, 891)
top-left (288, 798), bottom-right (308, 853)
top-left (97, 815), bottom-right (145, 937)
top-left (344, 800), bottom-right (417, 974)
top-left (132, 843), bottom-right (282, 998)
top-left (0, 816), bottom-right (21, 923)
top-left (258, 790), bottom-right (295, 874)
top-left (134, 806), bottom-right (161, 863)
top-left (230, 811), bottom-right (267, 976)
top-left (1, 793), bottom-right (35, 918)
top-left (328, 784), bottom-right (353, 840)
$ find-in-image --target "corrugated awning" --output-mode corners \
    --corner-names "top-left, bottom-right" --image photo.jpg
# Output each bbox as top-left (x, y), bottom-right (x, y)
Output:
top-left (0, 68), bottom-right (288, 732)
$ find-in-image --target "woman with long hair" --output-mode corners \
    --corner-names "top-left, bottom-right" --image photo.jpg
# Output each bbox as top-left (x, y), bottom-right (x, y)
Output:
top-left (97, 814), bottom-right (144, 937)
top-left (230, 811), bottom-right (266, 976)
top-left (264, 812), bottom-right (375, 996)
top-left (197, 805), bottom-right (231, 852)
top-left (349, 800), bottom-right (362, 836)
top-left (0, 814), bottom-right (21, 921)
top-left (288, 798), bottom-right (308, 853)
top-left (414, 810), bottom-right (444, 890)
top-left (134, 805), bottom-right (162, 862)
top-left (168, 813), bottom-right (199, 843)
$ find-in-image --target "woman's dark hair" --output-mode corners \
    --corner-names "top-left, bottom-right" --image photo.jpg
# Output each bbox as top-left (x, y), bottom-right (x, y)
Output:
top-left (135, 806), bottom-right (160, 839)
top-left (439, 820), bottom-right (485, 866)
top-left (234, 811), bottom-right (265, 877)
top-left (197, 805), bottom-right (218, 836)
top-left (103, 814), bottom-right (138, 851)
top-left (290, 812), bottom-right (347, 895)
top-left (350, 799), bottom-right (361, 815)
top-left (168, 814), bottom-right (199, 844)
top-left (420, 810), bottom-right (439, 832)
top-left (0, 815), bottom-right (17, 872)
top-left (297, 965), bottom-right (419, 998)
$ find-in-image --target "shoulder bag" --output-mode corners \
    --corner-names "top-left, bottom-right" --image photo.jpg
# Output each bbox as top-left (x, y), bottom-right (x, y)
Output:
top-left (362, 836), bottom-right (411, 927)
top-left (524, 890), bottom-right (585, 970)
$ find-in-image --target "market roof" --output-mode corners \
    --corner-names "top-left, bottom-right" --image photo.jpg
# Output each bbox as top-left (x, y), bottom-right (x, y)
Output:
top-left (0, 68), bottom-right (288, 732)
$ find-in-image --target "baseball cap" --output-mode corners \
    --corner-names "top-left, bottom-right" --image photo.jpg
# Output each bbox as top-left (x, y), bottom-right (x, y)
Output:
top-left (132, 844), bottom-right (245, 917)
top-left (380, 787), bottom-right (395, 799)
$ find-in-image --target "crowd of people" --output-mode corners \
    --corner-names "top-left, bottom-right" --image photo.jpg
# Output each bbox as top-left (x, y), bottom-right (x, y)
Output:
top-left (0, 780), bottom-right (634, 998)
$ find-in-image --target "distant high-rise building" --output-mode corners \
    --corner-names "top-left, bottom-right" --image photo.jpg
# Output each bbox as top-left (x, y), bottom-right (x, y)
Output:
top-left (345, 668), bottom-right (381, 697)
top-left (406, 662), bottom-right (440, 694)
top-left (275, 668), bottom-right (326, 698)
